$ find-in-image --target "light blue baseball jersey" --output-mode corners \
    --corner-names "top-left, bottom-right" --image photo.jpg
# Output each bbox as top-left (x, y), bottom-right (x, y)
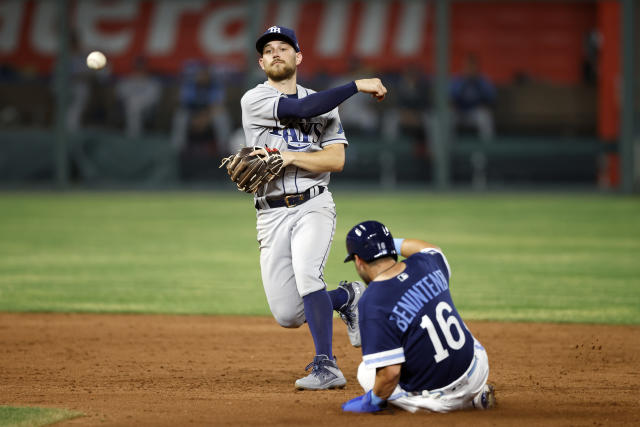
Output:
top-left (240, 83), bottom-right (348, 198)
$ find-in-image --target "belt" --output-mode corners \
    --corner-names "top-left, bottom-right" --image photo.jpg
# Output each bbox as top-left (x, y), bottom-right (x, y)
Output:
top-left (255, 186), bottom-right (325, 210)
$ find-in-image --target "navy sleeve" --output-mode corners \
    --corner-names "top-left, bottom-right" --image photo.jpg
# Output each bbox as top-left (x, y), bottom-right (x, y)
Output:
top-left (359, 291), bottom-right (406, 369)
top-left (277, 81), bottom-right (358, 119)
top-left (415, 249), bottom-right (452, 281)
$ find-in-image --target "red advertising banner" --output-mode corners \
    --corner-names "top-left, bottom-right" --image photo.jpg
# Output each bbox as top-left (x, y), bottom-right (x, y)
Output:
top-left (0, 0), bottom-right (595, 84)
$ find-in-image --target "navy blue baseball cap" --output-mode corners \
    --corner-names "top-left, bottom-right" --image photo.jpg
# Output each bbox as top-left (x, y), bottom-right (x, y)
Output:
top-left (344, 220), bottom-right (397, 263)
top-left (256, 25), bottom-right (300, 54)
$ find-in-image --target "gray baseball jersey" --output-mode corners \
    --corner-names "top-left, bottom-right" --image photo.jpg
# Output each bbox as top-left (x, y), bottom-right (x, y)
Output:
top-left (240, 82), bottom-right (348, 199)
top-left (241, 81), bottom-right (347, 326)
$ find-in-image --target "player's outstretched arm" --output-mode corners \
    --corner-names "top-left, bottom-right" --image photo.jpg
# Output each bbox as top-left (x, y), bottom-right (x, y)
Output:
top-left (342, 364), bottom-right (400, 413)
top-left (397, 239), bottom-right (440, 258)
top-left (373, 364), bottom-right (401, 400)
top-left (277, 78), bottom-right (388, 120)
top-left (278, 82), bottom-right (357, 120)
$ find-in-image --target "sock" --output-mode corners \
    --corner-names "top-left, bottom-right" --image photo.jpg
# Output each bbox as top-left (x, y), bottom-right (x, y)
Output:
top-left (302, 289), bottom-right (333, 358)
top-left (328, 287), bottom-right (349, 311)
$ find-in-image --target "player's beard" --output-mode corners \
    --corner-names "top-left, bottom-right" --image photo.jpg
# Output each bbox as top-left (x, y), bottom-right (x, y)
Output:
top-left (265, 60), bottom-right (296, 82)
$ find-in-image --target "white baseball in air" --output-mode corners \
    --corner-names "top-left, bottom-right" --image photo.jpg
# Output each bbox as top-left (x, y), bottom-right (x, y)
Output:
top-left (86, 51), bottom-right (107, 70)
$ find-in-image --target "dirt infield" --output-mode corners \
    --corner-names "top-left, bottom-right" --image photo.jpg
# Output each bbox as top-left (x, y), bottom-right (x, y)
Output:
top-left (1, 314), bottom-right (638, 426)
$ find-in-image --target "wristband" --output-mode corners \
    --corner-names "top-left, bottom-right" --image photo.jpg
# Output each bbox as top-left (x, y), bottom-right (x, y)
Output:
top-left (370, 390), bottom-right (385, 406)
top-left (393, 238), bottom-right (404, 254)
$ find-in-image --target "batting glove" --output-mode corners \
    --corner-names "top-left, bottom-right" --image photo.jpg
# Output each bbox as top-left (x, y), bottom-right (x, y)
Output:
top-left (341, 390), bottom-right (386, 413)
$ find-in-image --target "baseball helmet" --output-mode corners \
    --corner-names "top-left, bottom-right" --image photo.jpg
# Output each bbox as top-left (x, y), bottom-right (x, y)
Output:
top-left (344, 220), bottom-right (397, 263)
top-left (256, 26), bottom-right (301, 54)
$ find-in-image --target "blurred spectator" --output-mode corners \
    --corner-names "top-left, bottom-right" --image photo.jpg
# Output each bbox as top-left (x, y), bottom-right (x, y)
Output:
top-left (450, 54), bottom-right (495, 141)
top-left (171, 62), bottom-right (231, 180)
top-left (171, 63), bottom-right (231, 154)
top-left (329, 58), bottom-right (379, 137)
top-left (115, 56), bottom-right (161, 138)
top-left (394, 66), bottom-right (432, 157)
top-left (582, 29), bottom-right (600, 86)
top-left (0, 64), bottom-right (42, 128)
top-left (66, 32), bottom-right (91, 131)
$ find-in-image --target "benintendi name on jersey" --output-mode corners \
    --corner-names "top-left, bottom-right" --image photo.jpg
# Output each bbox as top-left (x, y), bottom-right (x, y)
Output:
top-left (390, 268), bottom-right (450, 332)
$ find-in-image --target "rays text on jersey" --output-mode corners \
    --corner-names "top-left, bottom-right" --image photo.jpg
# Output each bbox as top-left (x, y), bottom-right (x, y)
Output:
top-left (269, 119), bottom-right (342, 151)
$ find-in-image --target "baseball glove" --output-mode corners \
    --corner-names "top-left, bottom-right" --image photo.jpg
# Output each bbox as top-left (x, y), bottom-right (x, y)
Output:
top-left (219, 146), bottom-right (284, 193)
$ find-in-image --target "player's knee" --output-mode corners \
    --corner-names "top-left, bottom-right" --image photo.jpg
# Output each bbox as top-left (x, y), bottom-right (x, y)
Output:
top-left (274, 315), bottom-right (304, 328)
top-left (357, 361), bottom-right (375, 392)
top-left (272, 309), bottom-right (305, 328)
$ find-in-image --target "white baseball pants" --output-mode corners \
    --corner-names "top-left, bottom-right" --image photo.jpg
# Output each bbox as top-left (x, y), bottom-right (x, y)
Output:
top-left (357, 339), bottom-right (490, 413)
top-left (256, 190), bottom-right (336, 328)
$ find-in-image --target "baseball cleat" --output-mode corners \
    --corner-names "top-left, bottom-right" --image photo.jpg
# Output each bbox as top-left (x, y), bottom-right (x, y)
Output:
top-left (473, 383), bottom-right (496, 410)
top-left (336, 281), bottom-right (366, 347)
top-left (295, 355), bottom-right (347, 390)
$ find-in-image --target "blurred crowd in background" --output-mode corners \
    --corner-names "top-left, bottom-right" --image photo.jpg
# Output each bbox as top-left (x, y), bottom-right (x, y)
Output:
top-left (1, 0), bottom-right (633, 188)
top-left (0, 44), bottom-right (508, 146)
top-left (0, 43), bottom-right (599, 181)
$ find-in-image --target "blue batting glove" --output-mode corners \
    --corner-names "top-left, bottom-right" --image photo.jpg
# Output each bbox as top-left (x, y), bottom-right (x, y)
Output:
top-left (341, 390), bottom-right (385, 413)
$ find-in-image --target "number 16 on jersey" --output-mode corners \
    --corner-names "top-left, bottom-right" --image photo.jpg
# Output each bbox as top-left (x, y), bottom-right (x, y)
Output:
top-left (420, 301), bottom-right (466, 363)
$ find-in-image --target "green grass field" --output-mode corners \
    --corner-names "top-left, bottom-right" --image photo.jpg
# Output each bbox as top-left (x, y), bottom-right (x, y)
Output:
top-left (0, 191), bottom-right (638, 324)
top-left (0, 407), bottom-right (81, 427)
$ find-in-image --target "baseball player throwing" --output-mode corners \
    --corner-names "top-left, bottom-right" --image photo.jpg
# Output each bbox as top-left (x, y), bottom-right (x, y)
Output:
top-left (340, 220), bottom-right (496, 413)
top-left (237, 26), bottom-right (387, 390)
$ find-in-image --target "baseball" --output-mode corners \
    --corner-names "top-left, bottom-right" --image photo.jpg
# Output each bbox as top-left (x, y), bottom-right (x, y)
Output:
top-left (86, 51), bottom-right (107, 70)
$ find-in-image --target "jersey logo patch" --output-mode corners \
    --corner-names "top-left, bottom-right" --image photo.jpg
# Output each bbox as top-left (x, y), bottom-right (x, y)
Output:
top-left (270, 121), bottom-right (322, 151)
top-left (287, 141), bottom-right (313, 151)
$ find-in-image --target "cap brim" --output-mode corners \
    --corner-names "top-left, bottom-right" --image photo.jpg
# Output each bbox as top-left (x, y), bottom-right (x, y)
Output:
top-left (344, 254), bottom-right (355, 263)
top-left (256, 33), bottom-right (299, 53)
